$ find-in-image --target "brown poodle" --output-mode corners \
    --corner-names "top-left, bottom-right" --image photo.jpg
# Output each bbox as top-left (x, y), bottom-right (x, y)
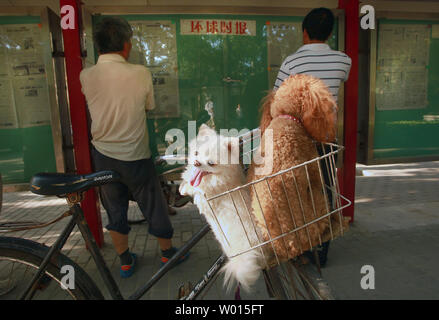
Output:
top-left (248, 74), bottom-right (343, 267)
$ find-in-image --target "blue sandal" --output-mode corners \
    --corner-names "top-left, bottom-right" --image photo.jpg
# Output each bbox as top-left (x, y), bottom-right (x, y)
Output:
top-left (120, 253), bottom-right (137, 278)
top-left (160, 248), bottom-right (190, 268)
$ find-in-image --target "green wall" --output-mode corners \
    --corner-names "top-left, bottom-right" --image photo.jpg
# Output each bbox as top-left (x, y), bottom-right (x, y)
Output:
top-left (373, 19), bottom-right (439, 160)
top-left (93, 14), bottom-right (338, 168)
top-left (0, 16), bottom-right (57, 184)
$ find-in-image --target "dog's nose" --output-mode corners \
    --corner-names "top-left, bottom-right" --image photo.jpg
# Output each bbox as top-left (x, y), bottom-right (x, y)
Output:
top-left (194, 160), bottom-right (201, 167)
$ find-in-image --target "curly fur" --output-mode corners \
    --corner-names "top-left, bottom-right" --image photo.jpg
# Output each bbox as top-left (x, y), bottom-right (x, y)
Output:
top-left (248, 74), bottom-right (338, 266)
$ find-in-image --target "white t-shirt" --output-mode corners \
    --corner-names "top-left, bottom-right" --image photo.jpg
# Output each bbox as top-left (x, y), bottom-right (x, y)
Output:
top-left (80, 54), bottom-right (155, 161)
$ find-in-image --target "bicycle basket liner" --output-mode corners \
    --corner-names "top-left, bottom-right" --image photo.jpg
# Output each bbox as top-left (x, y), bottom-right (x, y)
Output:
top-left (205, 142), bottom-right (351, 270)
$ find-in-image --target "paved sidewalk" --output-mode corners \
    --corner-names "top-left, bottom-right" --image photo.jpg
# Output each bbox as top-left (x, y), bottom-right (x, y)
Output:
top-left (1, 160), bottom-right (438, 299)
top-left (322, 161), bottom-right (439, 299)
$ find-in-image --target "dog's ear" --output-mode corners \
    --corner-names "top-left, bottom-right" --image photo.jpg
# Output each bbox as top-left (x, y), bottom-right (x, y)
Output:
top-left (259, 91), bottom-right (275, 136)
top-left (301, 79), bottom-right (338, 143)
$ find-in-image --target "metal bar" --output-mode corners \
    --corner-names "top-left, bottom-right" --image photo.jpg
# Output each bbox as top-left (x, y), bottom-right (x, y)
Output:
top-left (227, 193), bottom-right (351, 259)
top-left (71, 204), bottom-right (124, 300)
top-left (20, 211), bottom-right (77, 300)
top-left (338, 0), bottom-right (359, 223)
top-left (206, 145), bottom-right (342, 202)
top-left (0, 210), bottom-right (72, 233)
top-left (290, 170), bottom-right (314, 250)
top-left (367, 24), bottom-right (377, 164)
top-left (184, 254), bottom-right (226, 300)
top-left (85, 6), bottom-right (339, 16)
top-left (40, 7), bottom-right (65, 173)
top-left (265, 178), bottom-right (293, 260)
top-left (237, 189), bottom-right (270, 271)
top-left (304, 164), bottom-right (323, 246)
top-left (330, 146), bottom-right (345, 236)
top-left (279, 175), bottom-right (304, 254)
top-left (60, 0), bottom-right (104, 246)
top-left (128, 224), bottom-right (211, 300)
top-left (206, 199), bottom-right (231, 248)
top-left (227, 192), bottom-right (253, 252)
top-left (251, 184), bottom-right (283, 268)
top-left (316, 155), bottom-right (334, 240)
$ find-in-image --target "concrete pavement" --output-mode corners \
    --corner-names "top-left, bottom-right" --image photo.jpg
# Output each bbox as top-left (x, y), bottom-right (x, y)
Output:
top-left (1, 160), bottom-right (438, 299)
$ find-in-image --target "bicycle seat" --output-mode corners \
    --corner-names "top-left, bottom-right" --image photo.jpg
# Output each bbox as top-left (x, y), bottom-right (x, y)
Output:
top-left (30, 171), bottom-right (120, 196)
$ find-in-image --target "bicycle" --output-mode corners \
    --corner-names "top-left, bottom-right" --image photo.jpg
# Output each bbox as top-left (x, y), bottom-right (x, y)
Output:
top-left (0, 128), bottom-right (350, 300)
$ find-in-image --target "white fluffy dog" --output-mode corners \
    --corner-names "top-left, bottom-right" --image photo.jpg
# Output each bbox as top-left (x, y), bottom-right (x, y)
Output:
top-left (179, 124), bottom-right (263, 291)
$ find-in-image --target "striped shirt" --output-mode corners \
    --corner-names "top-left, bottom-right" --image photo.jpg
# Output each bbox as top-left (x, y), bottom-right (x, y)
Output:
top-left (273, 43), bottom-right (352, 104)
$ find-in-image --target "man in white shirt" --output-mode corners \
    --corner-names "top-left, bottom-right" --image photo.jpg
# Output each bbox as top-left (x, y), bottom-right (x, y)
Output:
top-left (80, 17), bottom-right (188, 278)
top-left (273, 8), bottom-right (352, 267)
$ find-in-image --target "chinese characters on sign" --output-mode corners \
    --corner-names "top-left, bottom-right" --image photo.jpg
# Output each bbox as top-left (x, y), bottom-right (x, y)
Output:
top-left (180, 19), bottom-right (256, 36)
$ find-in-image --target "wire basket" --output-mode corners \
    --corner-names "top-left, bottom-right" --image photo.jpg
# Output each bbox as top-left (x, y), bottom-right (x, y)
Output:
top-left (203, 134), bottom-right (351, 271)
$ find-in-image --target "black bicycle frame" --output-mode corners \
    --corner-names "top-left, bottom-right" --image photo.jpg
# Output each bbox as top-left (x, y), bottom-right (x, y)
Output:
top-left (19, 201), bottom-right (221, 300)
top-left (183, 254), bottom-right (226, 300)
top-left (20, 203), bottom-right (124, 300)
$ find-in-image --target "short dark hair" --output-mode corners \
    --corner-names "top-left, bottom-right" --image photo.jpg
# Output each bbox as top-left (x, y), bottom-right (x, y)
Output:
top-left (302, 8), bottom-right (334, 41)
top-left (93, 17), bottom-right (133, 54)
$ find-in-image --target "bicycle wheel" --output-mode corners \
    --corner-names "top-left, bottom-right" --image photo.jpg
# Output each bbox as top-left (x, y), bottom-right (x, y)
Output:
top-left (0, 237), bottom-right (104, 300)
top-left (263, 258), bottom-right (335, 300)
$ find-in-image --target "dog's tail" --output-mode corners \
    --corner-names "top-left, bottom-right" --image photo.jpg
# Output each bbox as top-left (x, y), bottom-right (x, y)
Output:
top-left (222, 249), bottom-right (263, 292)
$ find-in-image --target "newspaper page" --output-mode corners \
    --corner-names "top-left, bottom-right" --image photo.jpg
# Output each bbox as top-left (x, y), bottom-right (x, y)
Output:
top-left (0, 24), bottom-right (51, 128)
top-left (13, 76), bottom-right (51, 127)
top-left (266, 22), bottom-right (303, 88)
top-left (0, 78), bottom-right (18, 128)
top-left (128, 20), bottom-right (179, 119)
top-left (376, 24), bottom-right (430, 110)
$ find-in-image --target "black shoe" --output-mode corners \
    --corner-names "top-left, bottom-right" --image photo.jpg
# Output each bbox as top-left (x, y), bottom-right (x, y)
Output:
top-left (303, 241), bottom-right (330, 267)
top-left (317, 241), bottom-right (330, 267)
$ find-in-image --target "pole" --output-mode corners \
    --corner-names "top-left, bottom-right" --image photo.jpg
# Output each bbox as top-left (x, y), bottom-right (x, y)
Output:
top-left (60, 0), bottom-right (104, 246)
top-left (338, 0), bottom-right (359, 223)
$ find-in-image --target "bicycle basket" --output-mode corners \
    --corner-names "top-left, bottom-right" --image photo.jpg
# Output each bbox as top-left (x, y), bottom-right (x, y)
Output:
top-left (204, 142), bottom-right (351, 270)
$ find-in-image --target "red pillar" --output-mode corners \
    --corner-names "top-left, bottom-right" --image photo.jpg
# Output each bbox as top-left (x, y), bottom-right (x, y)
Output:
top-left (338, 0), bottom-right (359, 223)
top-left (60, 0), bottom-right (104, 246)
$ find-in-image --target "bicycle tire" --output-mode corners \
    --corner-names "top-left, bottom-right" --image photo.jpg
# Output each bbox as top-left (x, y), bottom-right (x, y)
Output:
top-left (0, 236), bottom-right (104, 300)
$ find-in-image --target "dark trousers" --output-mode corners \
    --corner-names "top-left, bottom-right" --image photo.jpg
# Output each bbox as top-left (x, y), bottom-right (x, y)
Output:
top-left (317, 143), bottom-right (338, 209)
top-left (91, 146), bottom-right (173, 239)
top-left (311, 143), bottom-right (339, 264)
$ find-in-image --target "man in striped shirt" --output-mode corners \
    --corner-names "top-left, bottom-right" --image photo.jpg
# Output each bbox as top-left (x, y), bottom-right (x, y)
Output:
top-left (273, 8), bottom-right (351, 268)
top-left (274, 7), bottom-right (351, 105)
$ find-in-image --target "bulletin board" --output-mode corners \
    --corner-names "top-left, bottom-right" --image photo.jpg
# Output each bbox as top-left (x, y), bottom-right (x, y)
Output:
top-left (369, 19), bottom-right (439, 162)
top-left (92, 13), bottom-right (342, 169)
top-left (0, 16), bottom-right (56, 184)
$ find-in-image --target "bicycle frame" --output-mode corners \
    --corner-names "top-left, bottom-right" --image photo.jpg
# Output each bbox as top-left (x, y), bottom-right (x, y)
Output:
top-left (18, 196), bottom-right (221, 300)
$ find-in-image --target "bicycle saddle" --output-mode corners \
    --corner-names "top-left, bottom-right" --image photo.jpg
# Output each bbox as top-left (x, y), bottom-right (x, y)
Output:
top-left (30, 171), bottom-right (120, 196)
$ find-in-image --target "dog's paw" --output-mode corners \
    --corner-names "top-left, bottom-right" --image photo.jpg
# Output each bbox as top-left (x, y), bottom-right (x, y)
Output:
top-left (179, 180), bottom-right (190, 196)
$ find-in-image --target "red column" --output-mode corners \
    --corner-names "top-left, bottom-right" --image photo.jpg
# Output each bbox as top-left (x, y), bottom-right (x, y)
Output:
top-left (338, 0), bottom-right (359, 223)
top-left (60, 0), bottom-right (104, 246)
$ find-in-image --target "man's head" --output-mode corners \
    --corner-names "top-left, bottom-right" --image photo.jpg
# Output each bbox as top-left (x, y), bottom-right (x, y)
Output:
top-left (93, 17), bottom-right (133, 60)
top-left (302, 7), bottom-right (334, 43)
